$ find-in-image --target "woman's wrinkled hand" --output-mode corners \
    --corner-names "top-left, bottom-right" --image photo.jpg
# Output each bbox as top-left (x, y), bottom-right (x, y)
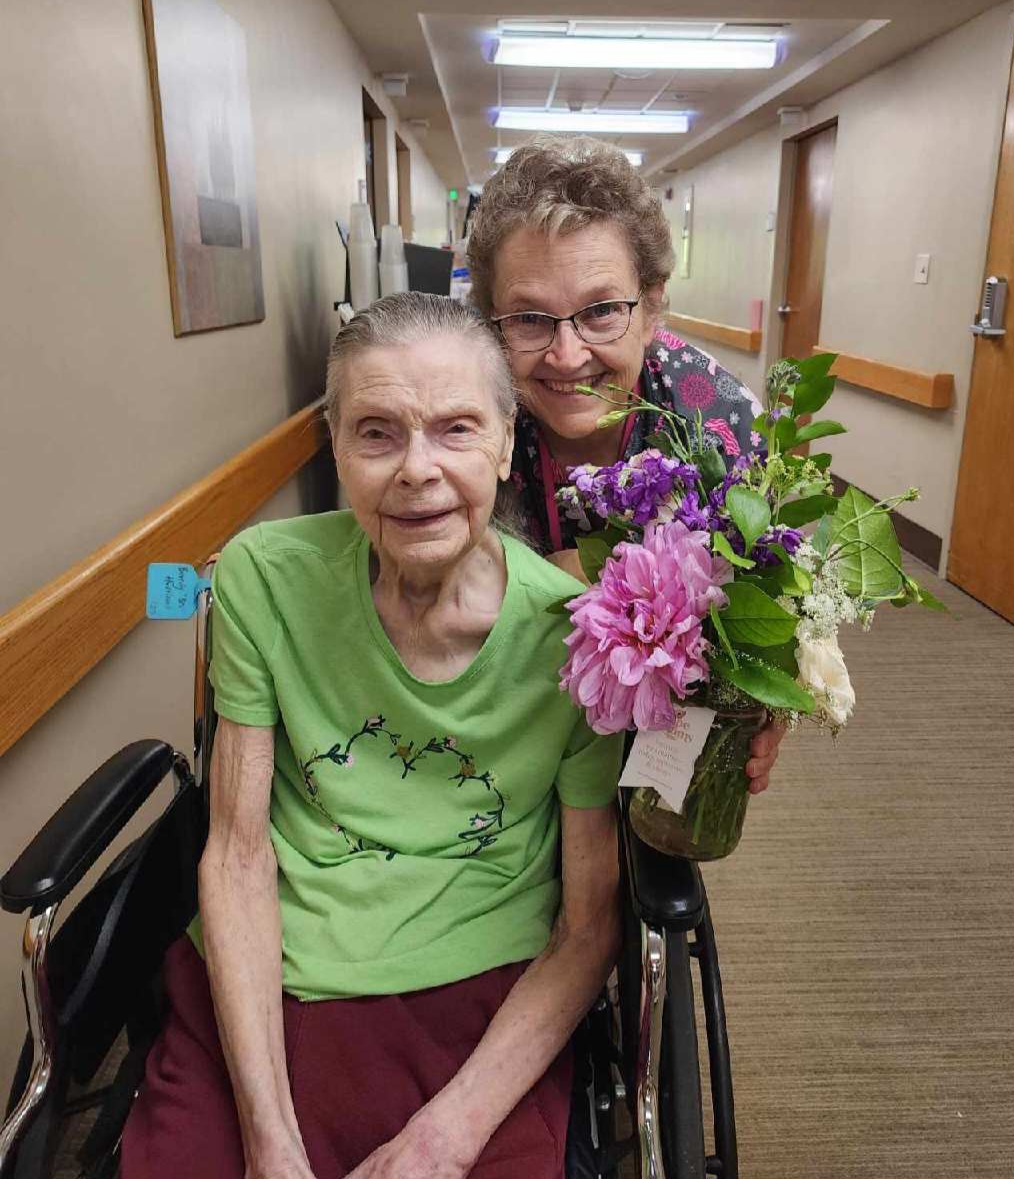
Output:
top-left (745, 721), bottom-right (786, 795)
top-left (545, 548), bottom-right (589, 584)
top-left (343, 1105), bottom-right (483, 1179)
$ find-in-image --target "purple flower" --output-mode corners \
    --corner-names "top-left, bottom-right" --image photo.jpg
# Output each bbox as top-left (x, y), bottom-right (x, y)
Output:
top-left (562, 449), bottom-right (695, 526)
top-left (675, 491), bottom-right (713, 531)
top-left (752, 525), bottom-right (805, 566)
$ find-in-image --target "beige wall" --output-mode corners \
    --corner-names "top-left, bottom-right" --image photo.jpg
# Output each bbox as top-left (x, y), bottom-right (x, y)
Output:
top-left (375, 119), bottom-right (447, 245)
top-left (807, 4), bottom-right (1012, 546)
top-left (410, 148), bottom-right (450, 247)
top-left (660, 124), bottom-right (784, 396)
top-left (0, 0), bottom-right (444, 1082)
top-left (659, 2), bottom-right (1014, 556)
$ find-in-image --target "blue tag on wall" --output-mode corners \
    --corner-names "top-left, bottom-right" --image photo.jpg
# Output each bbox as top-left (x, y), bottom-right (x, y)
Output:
top-left (146, 563), bottom-right (212, 620)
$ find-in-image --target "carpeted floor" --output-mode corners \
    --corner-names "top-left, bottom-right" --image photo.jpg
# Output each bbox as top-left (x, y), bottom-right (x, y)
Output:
top-left (697, 558), bottom-right (1014, 1178)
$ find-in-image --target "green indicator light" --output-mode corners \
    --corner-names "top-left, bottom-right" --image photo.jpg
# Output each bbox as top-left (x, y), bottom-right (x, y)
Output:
top-left (448, 188), bottom-right (459, 201)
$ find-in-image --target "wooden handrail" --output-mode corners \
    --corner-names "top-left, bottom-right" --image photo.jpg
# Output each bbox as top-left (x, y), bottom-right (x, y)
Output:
top-left (813, 348), bottom-right (954, 410)
top-left (665, 312), bottom-right (762, 354)
top-left (0, 402), bottom-right (329, 757)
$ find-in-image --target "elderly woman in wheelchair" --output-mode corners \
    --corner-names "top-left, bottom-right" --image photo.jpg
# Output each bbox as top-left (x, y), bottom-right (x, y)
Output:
top-left (117, 292), bottom-right (625, 1179)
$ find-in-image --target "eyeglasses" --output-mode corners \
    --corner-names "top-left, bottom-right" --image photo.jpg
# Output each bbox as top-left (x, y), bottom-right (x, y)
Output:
top-left (491, 293), bottom-right (643, 353)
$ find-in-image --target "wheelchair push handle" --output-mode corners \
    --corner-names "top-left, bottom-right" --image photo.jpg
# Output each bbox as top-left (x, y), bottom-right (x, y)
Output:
top-left (1, 739), bottom-right (185, 916)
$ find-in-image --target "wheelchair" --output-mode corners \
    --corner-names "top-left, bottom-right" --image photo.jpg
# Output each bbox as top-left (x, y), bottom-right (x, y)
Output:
top-left (1, 564), bottom-right (739, 1179)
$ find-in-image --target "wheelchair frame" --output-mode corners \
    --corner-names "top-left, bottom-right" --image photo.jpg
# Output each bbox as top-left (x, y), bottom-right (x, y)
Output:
top-left (1, 567), bottom-right (739, 1179)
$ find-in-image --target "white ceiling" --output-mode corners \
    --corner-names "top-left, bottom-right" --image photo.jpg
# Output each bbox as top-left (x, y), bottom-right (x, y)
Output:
top-left (328, 2), bottom-right (1005, 189)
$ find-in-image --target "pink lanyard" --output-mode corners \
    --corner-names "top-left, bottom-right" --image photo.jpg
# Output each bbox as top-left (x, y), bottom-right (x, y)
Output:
top-left (537, 414), bottom-right (637, 553)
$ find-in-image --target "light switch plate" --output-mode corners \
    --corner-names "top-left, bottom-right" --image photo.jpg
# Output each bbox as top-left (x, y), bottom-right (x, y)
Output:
top-left (914, 253), bottom-right (931, 284)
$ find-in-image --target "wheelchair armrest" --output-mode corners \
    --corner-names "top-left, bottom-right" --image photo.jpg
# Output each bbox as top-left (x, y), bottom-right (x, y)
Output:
top-left (624, 820), bottom-right (705, 933)
top-left (1, 740), bottom-right (179, 916)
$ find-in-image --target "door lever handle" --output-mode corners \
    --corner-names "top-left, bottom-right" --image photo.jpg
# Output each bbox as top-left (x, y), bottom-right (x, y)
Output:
top-left (777, 304), bottom-right (792, 315)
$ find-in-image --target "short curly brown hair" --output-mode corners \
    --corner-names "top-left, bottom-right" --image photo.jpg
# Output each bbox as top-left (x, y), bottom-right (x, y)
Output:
top-left (467, 135), bottom-right (675, 319)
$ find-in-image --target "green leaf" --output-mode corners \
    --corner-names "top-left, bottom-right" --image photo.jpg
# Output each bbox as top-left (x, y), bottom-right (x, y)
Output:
top-left (791, 373), bottom-right (836, 417)
top-left (827, 486), bottom-right (904, 600)
top-left (733, 639), bottom-right (800, 676)
top-left (774, 415), bottom-right (798, 451)
top-left (645, 430), bottom-right (671, 454)
top-left (794, 352), bottom-right (838, 381)
top-left (892, 576), bottom-right (950, 613)
top-left (720, 582), bottom-right (799, 646)
top-left (793, 420), bottom-right (847, 445)
top-left (709, 604), bottom-right (739, 668)
top-left (696, 446), bottom-right (727, 491)
top-left (597, 524), bottom-right (628, 548)
top-left (725, 486), bottom-right (771, 554)
top-left (776, 493), bottom-right (839, 528)
top-left (576, 536), bottom-right (612, 584)
top-left (764, 542), bottom-right (791, 566)
top-left (773, 561), bottom-right (813, 596)
top-left (915, 585), bottom-right (949, 612)
top-left (546, 594), bottom-right (577, 615)
top-left (711, 530), bottom-right (755, 569)
top-left (812, 515), bottom-right (834, 555)
top-left (712, 652), bottom-right (815, 713)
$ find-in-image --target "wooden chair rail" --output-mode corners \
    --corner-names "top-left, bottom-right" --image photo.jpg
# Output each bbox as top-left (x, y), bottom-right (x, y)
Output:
top-left (0, 402), bottom-right (329, 757)
top-left (665, 312), bottom-right (762, 354)
top-left (813, 347), bottom-right (954, 410)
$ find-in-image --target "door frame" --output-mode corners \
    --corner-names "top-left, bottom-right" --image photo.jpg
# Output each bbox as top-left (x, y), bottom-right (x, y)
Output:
top-left (946, 36), bottom-right (1014, 615)
top-left (763, 117), bottom-right (839, 379)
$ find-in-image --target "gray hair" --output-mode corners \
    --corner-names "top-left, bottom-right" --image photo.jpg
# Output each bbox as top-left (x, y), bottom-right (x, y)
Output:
top-left (467, 135), bottom-right (675, 319)
top-left (325, 292), bottom-right (516, 434)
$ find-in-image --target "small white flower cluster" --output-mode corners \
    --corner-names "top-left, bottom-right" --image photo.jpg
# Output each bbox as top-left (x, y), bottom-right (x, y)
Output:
top-left (792, 543), bottom-right (872, 641)
top-left (784, 542), bottom-right (865, 728)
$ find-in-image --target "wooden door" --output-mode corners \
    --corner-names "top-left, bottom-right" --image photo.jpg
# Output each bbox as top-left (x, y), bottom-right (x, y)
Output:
top-left (780, 123), bottom-right (837, 362)
top-left (948, 56), bottom-right (1014, 621)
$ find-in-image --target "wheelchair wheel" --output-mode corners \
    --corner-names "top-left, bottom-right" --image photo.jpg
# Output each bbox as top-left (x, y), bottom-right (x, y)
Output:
top-left (660, 930), bottom-right (706, 1179)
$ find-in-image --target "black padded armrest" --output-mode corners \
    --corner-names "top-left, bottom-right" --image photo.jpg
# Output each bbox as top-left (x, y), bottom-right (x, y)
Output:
top-left (1, 739), bottom-right (177, 916)
top-left (625, 822), bottom-right (705, 933)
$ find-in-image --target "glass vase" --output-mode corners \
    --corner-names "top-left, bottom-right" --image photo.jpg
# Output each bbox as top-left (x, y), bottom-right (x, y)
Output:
top-left (627, 707), bottom-right (767, 861)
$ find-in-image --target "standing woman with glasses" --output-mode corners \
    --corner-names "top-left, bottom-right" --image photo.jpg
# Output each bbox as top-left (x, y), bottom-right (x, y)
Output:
top-left (468, 135), bottom-right (783, 792)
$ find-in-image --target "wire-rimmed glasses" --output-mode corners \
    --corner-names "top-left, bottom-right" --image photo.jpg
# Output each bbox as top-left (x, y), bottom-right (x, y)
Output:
top-left (491, 293), bottom-right (643, 353)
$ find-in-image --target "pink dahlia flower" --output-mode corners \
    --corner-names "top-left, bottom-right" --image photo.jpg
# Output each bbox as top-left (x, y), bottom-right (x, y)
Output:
top-left (560, 522), bottom-right (732, 734)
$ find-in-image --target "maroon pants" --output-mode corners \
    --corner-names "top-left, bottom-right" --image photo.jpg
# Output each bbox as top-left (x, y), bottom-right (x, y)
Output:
top-left (121, 938), bottom-right (572, 1178)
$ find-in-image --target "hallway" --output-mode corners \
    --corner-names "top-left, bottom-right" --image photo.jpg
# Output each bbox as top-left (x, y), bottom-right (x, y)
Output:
top-left (701, 559), bottom-right (1013, 1177)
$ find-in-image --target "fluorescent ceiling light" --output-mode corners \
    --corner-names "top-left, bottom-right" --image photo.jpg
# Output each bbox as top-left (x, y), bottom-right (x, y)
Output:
top-left (492, 35), bottom-right (778, 71)
top-left (494, 146), bottom-right (643, 166)
top-left (494, 109), bottom-right (689, 135)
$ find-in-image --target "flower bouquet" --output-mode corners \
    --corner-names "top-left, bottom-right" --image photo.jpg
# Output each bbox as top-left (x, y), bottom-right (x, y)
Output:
top-left (555, 353), bottom-right (944, 860)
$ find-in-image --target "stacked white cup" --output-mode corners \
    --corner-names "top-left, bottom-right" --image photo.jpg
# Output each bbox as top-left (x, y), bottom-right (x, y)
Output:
top-left (379, 225), bottom-right (410, 297)
top-left (348, 203), bottom-right (379, 310)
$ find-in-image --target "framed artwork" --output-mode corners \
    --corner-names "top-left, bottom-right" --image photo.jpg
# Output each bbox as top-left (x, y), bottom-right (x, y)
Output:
top-left (678, 185), bottom-right (693, 279)
top-left (142, 0), bottom-right (264, 335)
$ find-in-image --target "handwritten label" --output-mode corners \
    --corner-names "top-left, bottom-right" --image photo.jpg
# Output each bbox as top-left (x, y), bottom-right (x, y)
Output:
top-left (146, 563), bottom-right (211, 620)
top-left (619, 705), bottom-right (717, 814)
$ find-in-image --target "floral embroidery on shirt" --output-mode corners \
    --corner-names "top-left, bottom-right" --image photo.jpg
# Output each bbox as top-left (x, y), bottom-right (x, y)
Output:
top-left (300, 721), bottom-right (507, 858)
top-left (300, 716), bottom-right (401, 858)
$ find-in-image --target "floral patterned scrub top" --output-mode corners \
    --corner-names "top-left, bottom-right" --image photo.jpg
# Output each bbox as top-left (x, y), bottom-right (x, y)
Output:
top-left (510, 328), bottom-right (764, 554)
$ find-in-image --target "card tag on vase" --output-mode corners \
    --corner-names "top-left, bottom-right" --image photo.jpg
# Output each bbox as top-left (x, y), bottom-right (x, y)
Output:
top-left (619, 705), bottom-right (717, 814)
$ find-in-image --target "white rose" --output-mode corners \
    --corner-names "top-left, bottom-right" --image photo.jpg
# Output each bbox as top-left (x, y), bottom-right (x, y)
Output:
top-left (796, 634), bottom-right (855, 726)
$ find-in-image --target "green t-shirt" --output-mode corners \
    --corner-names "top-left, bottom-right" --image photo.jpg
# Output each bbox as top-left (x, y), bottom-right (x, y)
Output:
top-left (194, 511), bottom-right (622, 1000)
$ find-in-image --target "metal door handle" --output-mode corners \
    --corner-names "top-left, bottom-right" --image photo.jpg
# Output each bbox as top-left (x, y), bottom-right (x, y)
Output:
top-left (777, 304), bottom-right (792, 315)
